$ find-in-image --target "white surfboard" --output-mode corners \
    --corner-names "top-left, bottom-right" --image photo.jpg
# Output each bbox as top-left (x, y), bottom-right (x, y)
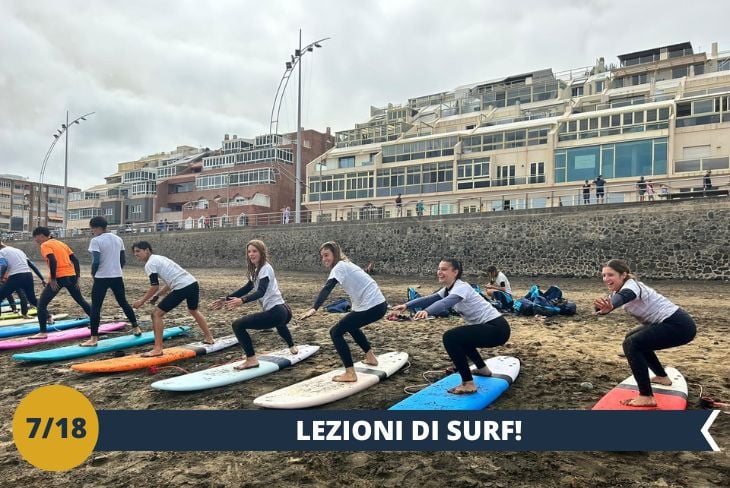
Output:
top-left (253, 351), bottom-right (409, 409)
top-left (0, 313), bottom-right (69, 327)
top-left (150, 345), bottom-right (320, 392)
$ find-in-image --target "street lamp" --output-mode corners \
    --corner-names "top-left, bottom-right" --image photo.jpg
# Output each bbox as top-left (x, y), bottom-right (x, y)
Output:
top-left (269, 31), bottom-right (329, 224)
top-left (39, 110), bottom-right (95, 236)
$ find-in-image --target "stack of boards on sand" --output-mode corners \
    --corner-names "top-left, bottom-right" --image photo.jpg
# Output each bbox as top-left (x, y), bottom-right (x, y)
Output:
top-left (253, 351), bottom-right (409, 409)
top-left (592, 367), bottom-right (688, 410)
top-left (151, 345), bottom-right (321, 392)
top-left (12, 326), bottom-right (191, 362)
top-left (0, 322), bottom-right (126, 350)
top-left (389, 356), bottom-right (520, 410)
top-left (0, 298), bottom-right (21, 307)
top-left (0, 313), bottom-right (70, 328)
top-left (71, 334), bottom-right (241, 373)
top-left (0, 315), bottom-right (81, 339)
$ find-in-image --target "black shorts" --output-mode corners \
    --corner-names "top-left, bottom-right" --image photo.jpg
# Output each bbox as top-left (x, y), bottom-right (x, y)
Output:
top-left (157, 282), bottom-right (200, 312)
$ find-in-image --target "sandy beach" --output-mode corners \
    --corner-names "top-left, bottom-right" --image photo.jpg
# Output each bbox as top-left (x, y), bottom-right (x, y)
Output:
top-left (1, 266), bottom-right (728, 487)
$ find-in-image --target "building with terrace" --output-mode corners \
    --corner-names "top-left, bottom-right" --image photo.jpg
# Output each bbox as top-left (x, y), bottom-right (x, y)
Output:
top-left (305, 41), bottom-right (730, 220)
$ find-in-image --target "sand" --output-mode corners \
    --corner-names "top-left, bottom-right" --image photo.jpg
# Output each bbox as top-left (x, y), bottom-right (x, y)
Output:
top-left (0, 266), bottom-right (728, 487)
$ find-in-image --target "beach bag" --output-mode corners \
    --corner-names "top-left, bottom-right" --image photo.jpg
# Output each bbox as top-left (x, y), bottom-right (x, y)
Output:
top-left (324, 298), bottom-right (351, 313)
top-left (558, 301), bottom-right (577, 316)
top-left (543, 285), bottom-right (563, 303)
top-left (513, 298), bottom-right (534, 316)
top-left (532, 296), bottom-right (561, 317)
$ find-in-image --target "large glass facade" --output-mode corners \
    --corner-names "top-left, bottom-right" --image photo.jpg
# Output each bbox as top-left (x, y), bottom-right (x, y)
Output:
top-left (554, 138), bottom-right (668, 182)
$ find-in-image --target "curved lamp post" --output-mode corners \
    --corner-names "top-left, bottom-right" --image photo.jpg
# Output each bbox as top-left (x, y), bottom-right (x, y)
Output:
top-left (269, 31), bottom-right (329, 223)
top-left (38, 111), bottom-right (94, 235)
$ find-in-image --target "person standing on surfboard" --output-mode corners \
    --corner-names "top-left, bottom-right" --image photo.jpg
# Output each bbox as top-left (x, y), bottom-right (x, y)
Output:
top-left (594, 259), bottom-right (696, 407)
top-left (300, 241), bottom-right (387, 382)
top-left (80, 216), bottom-right (141, 347)
top-left (131, 241), bottom-right (215, 357)
top-left (209, 239), bottom-right (297, 370)
top-left (30, 227), bottom-right (92, 340)
top-left (392, 259), bottom-right (510, 395)
top-left (0, 240), bottom-right (45, 319)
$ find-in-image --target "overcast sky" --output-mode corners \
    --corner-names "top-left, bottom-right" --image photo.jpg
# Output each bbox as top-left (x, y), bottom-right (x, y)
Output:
top-left (1, 0), bottom-right (729, 189)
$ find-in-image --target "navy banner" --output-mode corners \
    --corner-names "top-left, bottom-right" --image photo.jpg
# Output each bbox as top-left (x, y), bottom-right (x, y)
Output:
top-left (96, 410), bottom-right (721, 452)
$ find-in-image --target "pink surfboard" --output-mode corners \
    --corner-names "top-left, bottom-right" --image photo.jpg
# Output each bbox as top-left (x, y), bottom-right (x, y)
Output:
top-left (0, 322), bottom-right (126, 350)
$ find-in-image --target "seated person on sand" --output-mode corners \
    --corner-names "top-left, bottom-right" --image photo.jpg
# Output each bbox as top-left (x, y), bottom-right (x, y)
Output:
top-left (392, 259), bottom-right (510, 395)
top-left (300, 241), bottom-right (387, 383)
top-left (593, 259), bottom-right (696, 407)
top-left (484, 265), bottom-right (512, 298)
top-left (131, 241), bottom-right (214, 357)
top-left (209, 239), bottom-right (297, 370)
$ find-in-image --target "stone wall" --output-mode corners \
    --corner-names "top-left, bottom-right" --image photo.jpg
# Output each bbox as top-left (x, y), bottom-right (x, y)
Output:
top-left (12, 198), bottom-right (730, 280)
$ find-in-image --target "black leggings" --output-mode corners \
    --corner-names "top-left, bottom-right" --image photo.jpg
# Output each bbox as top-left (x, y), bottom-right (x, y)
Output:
top-left (90, 277), bottom-right (137, 335)
top-left (231, 304), bottom-right (293, 357)
top-left (37, 276), bottom-right (92, 333)
top-left (442, 316), bottom-right (511, 382)
top-left (0, 273), bottom-right (35, 314)
top-left (622, 308), bottom-right (696, 396)
top-left (330, 301), bottom-right (387, 368)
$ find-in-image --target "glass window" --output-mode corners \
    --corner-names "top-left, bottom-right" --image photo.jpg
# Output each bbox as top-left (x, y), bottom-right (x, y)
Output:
top-left (693, 99), bottom-right (715, 114)
top-left (566, 146), bottom-right (600, 182)
top-left (614, 139), bottom-right (653, 178)
top-left (338, 156), bottom-right (355, 168)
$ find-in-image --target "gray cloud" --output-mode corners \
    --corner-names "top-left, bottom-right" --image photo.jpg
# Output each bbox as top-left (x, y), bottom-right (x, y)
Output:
top-left (1, 0), bottom-right (728, 188)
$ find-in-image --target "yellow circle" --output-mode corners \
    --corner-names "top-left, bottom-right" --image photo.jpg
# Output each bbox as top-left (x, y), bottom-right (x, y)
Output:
top-left (12, 385), bottom-right (98, 471)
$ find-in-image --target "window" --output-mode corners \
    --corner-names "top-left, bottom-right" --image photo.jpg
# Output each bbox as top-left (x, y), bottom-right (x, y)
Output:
top-left (131, 204), bottom-right (143, 214)
top-left (338, 156), bottom-right (355, 169)
top-left (529, 162), bottom-right (545, 184)
top-left (595, 81), bottom-right (604, 92)
top-left (571, 86), bottom-right (584, 97)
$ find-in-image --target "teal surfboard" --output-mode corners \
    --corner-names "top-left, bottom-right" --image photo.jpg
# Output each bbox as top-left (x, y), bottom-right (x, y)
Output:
top-left (389, 356), bottom-right (520, 410)
top-left (12, 326), bottom-right (191, 362)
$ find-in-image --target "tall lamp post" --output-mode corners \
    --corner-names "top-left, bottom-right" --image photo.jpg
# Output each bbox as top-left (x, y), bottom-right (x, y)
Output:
top-left (270, 31), bottom-right (329, 224)
top-left (39, 111), bottom-right (95, 236)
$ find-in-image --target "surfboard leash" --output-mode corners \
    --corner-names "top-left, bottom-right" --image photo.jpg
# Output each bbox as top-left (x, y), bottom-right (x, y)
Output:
top-left (148, 365), bottom-right (191, 376)
top-left (690, 382), bottom-right (730, 413)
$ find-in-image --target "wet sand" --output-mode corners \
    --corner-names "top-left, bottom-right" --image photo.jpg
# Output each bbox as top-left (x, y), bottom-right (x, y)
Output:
top-left (1, 266), bottom-right (728, 487)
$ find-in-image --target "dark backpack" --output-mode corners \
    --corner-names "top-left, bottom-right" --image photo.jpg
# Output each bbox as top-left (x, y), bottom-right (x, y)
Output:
top-left (490, 290), bottom-right (514, 312)
top-left (513, 298), bottom-right (534, 316)
top-left (543, 285), bottom-right (563, 303)
top-left (532, 296), bottom-right (561, 317)
top-left (324, 298), bottom-right (351, 313)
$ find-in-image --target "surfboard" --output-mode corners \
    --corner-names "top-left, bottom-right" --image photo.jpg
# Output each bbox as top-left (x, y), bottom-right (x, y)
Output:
top-left (0, 308), bottom-right (38, 320)
top-left (0, 315), bottom-right (79, 338)
top-left (389, 356), bottom-right (521, 410)
top-left (151, 344), bottom-right (321, 392)
top-left (0, 322), bottom-right (126, 350)
top-left (253, 351), bottom-right (409, 409)
top-left (70, 334), bottom-right (240, 373)
top-left (0, 313), bottom-right (69, 327)
top-left (592, 367), bottom-right (687, 410)
top-left (1, 298), bottom-right (21, 307)
top-left (12, 326), bottom-right (191, 362)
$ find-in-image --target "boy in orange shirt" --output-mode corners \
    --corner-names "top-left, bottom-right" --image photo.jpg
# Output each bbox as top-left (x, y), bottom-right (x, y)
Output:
top-left (30, 227), bottom-right (91, 339)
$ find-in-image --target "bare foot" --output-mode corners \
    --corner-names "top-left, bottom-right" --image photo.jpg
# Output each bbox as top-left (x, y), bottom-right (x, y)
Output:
top-left (234, 359), bottom-right (260, 370)
top-left (448, 384), bottom-right (478, 395)
top-left (28, 333), bottom-right (47, 340)
top-left (203, 337), bottom-right (215, 345)
top-left (140, 350), bottom-right (164, 358)
top-left (332, 372), bottom-right (358, 382)
top-left (472, 366), bottom-right (492, 377)
top-left (79, 339), bottom-right (98, 347)
top-left (362, 350), bottom-right (378, 366)
top-left (22, 315), bottom-right (32, 320)
top-left (650, 375), bottom-right (672, 386)
top-left (620, 396), bottom-right (657, 407)
top-left (289, 346), bottom-right (299, 354)
top-left (130, 326), bottom-right (142, 337)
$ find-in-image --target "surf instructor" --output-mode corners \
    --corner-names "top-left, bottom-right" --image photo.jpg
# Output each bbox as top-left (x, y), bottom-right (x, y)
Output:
top-left (131, 241), bottom-right (215, 357)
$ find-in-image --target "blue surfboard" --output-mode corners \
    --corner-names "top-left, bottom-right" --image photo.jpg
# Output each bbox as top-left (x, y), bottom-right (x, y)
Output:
top-left (12, 326), bottom-right (191, 362)
top-left (389, 356), bottom-right (520, 410)
top-left (0, 317), bottom-right (89, 339)
top-left (1, 298), bottom-right (21, 307)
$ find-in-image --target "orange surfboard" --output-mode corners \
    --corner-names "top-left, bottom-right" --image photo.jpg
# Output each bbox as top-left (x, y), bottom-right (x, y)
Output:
top-left (71, 334), bottom-right (238, 373)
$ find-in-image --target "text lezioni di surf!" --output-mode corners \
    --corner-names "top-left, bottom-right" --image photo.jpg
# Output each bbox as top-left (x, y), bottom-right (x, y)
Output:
top-left (296, 420), bottom-right (522, 441)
